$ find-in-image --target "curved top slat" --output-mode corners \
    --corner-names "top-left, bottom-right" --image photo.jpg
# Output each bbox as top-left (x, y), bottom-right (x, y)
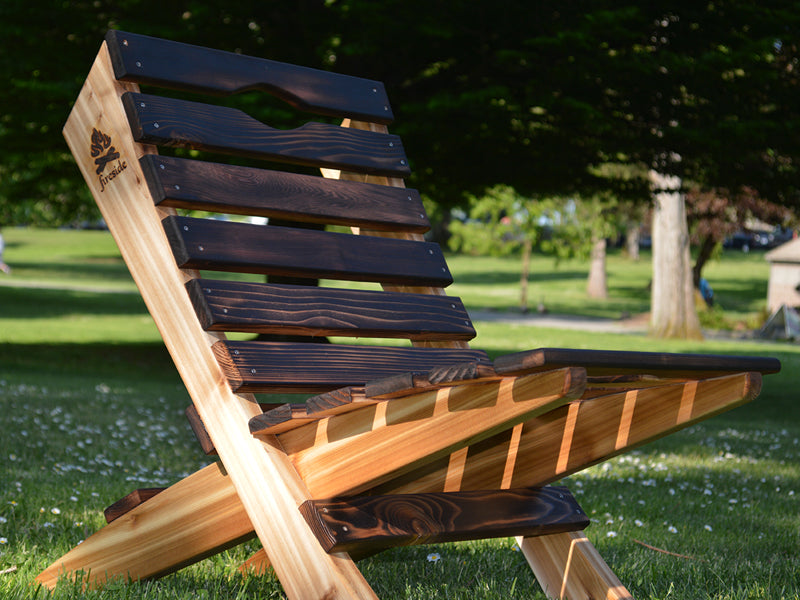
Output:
top-left (105, 30), bottom-right (394, 124)
top-left (122, 92), bottom-right (410, 177)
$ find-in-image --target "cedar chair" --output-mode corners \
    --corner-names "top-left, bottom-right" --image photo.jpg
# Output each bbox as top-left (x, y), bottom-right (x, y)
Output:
top-left (36, 30), bottom-right (780, 599)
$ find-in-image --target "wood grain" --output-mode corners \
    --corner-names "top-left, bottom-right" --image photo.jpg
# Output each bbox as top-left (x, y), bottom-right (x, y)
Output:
top-left (213, 340), bottom-right (490, 392)
top-left (106, 30), bottom-right (394, 124)
top-left (122, 92), bottom-right (409, 177)
top-left (163, 215), bottom-right (453, 287)
top-left (36, 463), bottom-right (255, 587)
top-left (186, 279), bottom-right (475, 341)
top-left (365, 361), bottom-right (498, 399)
top-left (280, 368), bottom-right (586, 497)
top-left (494, 347), bottom-right (781, 378)
top-left (51, 42), bottom-right (377, 599)
top-left (103, 488), bottom-right (165, 523)
top-left (140, 155), bottom-right (427, 232)
top-left (299, 486), bottom-right (589, 554)
top-left (374, 372), bottom-right (762, 496)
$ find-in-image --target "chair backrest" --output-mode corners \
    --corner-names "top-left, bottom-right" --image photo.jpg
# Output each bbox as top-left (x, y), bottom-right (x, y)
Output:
top-left (91, 30), bottom-right (491, 396)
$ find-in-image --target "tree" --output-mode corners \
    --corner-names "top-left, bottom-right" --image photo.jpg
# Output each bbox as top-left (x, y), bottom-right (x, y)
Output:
top-left (3, 2), bottom-right (800, 337)
top-left (448, 185), bottom-right (552, 312)
top-left (687, 186), bottom-right (796, 287)
top-left (650, 172), bottom-right (703, 339)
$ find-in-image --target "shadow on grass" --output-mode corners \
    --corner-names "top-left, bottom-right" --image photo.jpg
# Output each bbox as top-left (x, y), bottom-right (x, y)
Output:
top-left (0, 286), bottom-right (146, 319)
top-left (453, 269), bottom-right (588, 287)
top-left (0, 341), bottom-right (178, 387)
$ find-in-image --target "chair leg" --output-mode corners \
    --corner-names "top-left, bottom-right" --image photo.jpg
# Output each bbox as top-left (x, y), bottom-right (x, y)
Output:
top-left (36, 463), bottom-right (252, 588)
top-left (518, 531), bottom-right (634, 600)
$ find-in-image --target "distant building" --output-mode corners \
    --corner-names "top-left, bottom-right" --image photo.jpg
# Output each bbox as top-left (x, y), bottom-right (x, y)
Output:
top-left (765, 238), bottom-right (800, 312)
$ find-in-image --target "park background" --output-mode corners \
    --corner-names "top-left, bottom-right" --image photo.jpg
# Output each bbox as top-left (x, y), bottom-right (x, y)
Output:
top-left (1, 2), bottom-right (800, 598)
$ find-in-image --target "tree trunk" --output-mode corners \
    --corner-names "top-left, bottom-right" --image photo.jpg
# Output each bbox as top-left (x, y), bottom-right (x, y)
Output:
top-left (625, 224), bottom-right (641, 262)
top-left (692, 233), bottom-right (717, 288)
top-left (650, 172), bottom-right (703, 339)
top-left (586, 236), bottom-right (608, 299)
top-left (520, 236), bottom-right (532, 313)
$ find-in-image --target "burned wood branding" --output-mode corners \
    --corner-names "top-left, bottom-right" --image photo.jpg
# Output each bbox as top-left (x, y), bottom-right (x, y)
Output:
top-left (90, 128), bottom-right (127, 192)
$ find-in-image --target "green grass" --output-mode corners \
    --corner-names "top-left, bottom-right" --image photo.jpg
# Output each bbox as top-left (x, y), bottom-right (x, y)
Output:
top-left (1, 228), bottom-right (798, 599)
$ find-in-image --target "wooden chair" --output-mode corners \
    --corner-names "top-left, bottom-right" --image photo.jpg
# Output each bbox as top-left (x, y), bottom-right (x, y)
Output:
top-left (36, 30), bottom-right (780, 599)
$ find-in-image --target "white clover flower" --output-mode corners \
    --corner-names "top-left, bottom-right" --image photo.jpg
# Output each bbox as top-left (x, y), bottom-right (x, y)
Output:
top-left (426, 553), bottom-right (441, 563)
top-left (606, 531), bottom-right (618, 538)
top-left (51, 507), bottom-right (61, 515)
top-left (0, 517), bottom-right (6, 524)
top-left (668, 525), bottom-right (678, 534)
top-left (704, 525), bottom-right (713, 532)
top-left (0, 537), bottom-right (7, 544)
top-left (635, 519), bottom-right (644, 527)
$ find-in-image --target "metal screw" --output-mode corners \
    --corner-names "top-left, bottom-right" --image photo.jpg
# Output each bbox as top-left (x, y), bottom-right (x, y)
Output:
top-left (428, 249), bottom-right (434, 255)
top-left (139, 102), bottom-right (146, 108)
top-left (400, 159), bottom-right (406, 165)
top-left (174, 184), bottom-right (180, 191)
top-left (198, 245), bottom-right (204, 251)
top-left (153, 122), bottom-right (160, 129)
top-left (159, 163), bottom-right (165, 170)
top-left (384, 105), bottom-right (389, 111)
top-left (342, 526), bottom-right (349, 532)
top-left (233, 350), bottom-right (240, 355)
top-left (389, 142), bottom-right (394, 147)
top-left (183, 225), bottom-right (189, 231)
top-left (222, 308), bottom-right (228, 314)
top-left (250, 368), bottom-right (257, 374)
top-left (322, 507), bottom-right (329, 513)
top-left (123, 40), bottom-right (129, 46)
top-left (451, 304), bottom-right (456, 309)
top-left (372, 87), bottom-right (377, 93)
top-left (135, 61), bottom-right (142, 68)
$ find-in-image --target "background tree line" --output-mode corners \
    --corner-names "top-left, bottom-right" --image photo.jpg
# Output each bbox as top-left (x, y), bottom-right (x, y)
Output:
top-left (2, 0), bottom-right (799, 337)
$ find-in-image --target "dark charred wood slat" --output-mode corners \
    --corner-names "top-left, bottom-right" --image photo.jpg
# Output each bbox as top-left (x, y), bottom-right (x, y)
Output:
top-left (298, 486), bottom-right (589, 554)
top-left (106, 30), bottom-right (394, 124)
top-left (122, 93), bottom-right (409, 178)
top-left (212, 341), bottom-right (490, 393)
top-left (305, 387), bottom-right (375, 416)
top-left (185, 405), bottom-right (216, 455)
top-left (104, 488), bottom-right (165, 523)
top-left (364, 361), bottom-right (498, 400)
top-left (186, 403), bottom-right (285, 455)
top-left (140, 155), bottom-right (428, 232)
top-left (493, 348), bottom-right (782, 378)
top-left (249, 390), bottom-right (379, 436)
top-left (163, 216), bottom-right (453, 287)
top-left (185, 279), bottom-right (474, 341)
top-left (248, 404), bottom-right (317, 435)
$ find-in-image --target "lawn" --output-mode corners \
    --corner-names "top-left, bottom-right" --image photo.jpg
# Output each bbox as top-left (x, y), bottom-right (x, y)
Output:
top-left (0, 228), bottom-right (798, 599)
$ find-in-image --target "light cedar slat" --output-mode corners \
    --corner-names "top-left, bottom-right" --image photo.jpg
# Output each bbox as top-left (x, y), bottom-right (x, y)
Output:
top-left (106, 30), bottom-right (394, 124)
top-left (122, 92), bottom-right (410, 177)
top-left (518, 531), bottom-right (633, 600)
top-left (71, 372), bottom-right (760, 585)
top-left (46, 41), bottom-right (376, 600)
top-left (186, 278), bottom-right (475, 341)
top-left (140, 155), bottom-right (429, 232)
top-left (372, 371), bottom-right (762, 496)
top-left (275, 368), bottom-right (586, 497)
top-left (36, 464), bottom-right (254, 587)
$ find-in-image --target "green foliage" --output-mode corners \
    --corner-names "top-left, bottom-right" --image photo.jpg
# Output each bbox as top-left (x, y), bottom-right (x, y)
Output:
top-left (448, 185), bottom-right (551, 256)
top-left (2, 2), bottom-right (799, 225)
